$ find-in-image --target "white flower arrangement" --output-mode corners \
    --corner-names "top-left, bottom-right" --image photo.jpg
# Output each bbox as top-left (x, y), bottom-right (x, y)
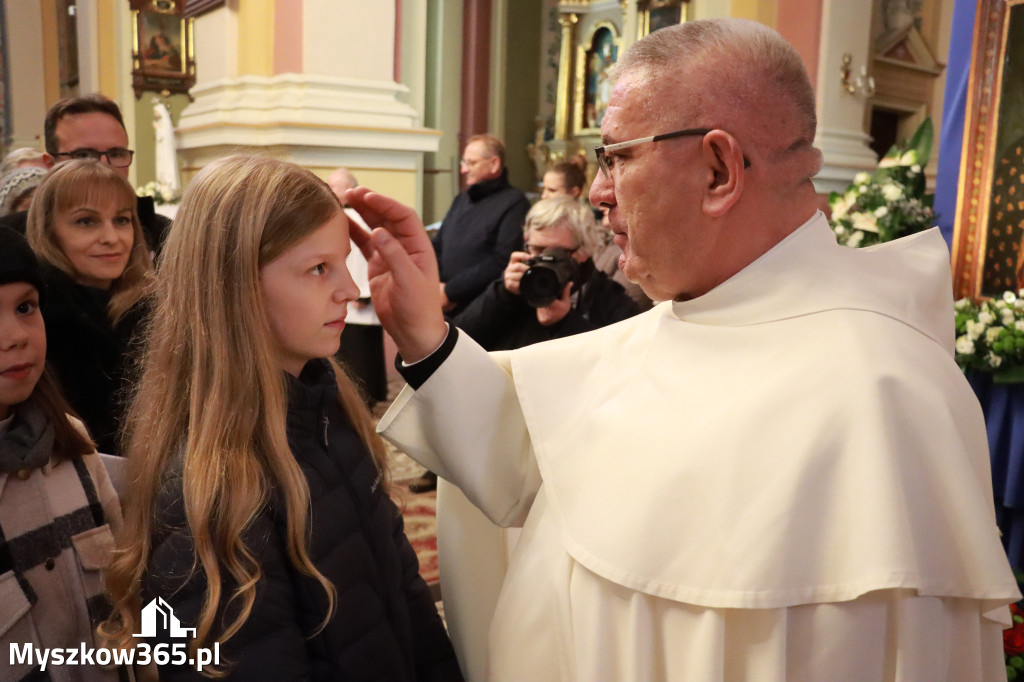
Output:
top-left (829, 119), bottom-right (936, 248)
top-left (955, 291), bottom-right (1024, 382)
top-left (136, 180), bottom-right (180, 205)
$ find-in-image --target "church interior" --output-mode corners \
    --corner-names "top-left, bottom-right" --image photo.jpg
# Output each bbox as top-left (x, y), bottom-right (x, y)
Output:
top-left (4, 0), bottom-right (1024, 679)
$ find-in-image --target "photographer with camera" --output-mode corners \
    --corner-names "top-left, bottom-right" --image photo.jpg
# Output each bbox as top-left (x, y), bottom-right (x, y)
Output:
top-left (455, 196), bottom-right (639, 351)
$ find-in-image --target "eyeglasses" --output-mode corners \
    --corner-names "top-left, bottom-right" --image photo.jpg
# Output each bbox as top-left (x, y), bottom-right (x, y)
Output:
top-left (459, 157), bottom-right (491, 167)
top-left (53, 147), bottom-right (135, 168)
top-left (594, 127), bottom-right (750, 178)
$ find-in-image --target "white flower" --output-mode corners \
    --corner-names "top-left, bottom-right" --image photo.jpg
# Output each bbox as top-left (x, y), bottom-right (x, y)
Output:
top-left (956, 336), bottom-right (975, 355)
top-left (988, 352), bottom-right (1003, 368)
top-left (954, 298), bottom-right (972, 311)
top-left (831, 196), bottom-right (850, 221)
top-left (881, 183), bottom-right (903, 202)
top-left (899, 150), bottom-right (919, 166)
top-left (1002, 308), bottom-right (1016, 326)
top-left (1016, 320), bottom-right (1024, 332)
top-left (986, 326), bottom-right (1003, 344)
top-left (874, 206), bottom-right (888, 218)
top-left (878, 157), bottom-right (899, 168)
top-left (978, 311), bottom-right (996, 326)
top-left (1005, 291), bottom-right (1018, 304)
top-left (853, 172), bottom-right (871, 186)
top-left (966, 320), bottom-right (985, 340)
top-left (847, 231), bottom-right (864, 248)
top-left (851, 212), bottom-right (879, 233)
top-left (911, 164), bottom-right (921, 174)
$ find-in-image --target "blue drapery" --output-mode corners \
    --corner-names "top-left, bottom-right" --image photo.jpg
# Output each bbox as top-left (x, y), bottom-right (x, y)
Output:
top-left (968, 373), bottom-right (1024, 569)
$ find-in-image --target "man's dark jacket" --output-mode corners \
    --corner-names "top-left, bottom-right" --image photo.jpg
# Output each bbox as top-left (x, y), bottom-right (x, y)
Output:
top-left (143, 360), bottom-right (463, 682)
top-left (434, 169), bottom-right (529, 314)
top-left (454, 261), bottom-right (641, 351)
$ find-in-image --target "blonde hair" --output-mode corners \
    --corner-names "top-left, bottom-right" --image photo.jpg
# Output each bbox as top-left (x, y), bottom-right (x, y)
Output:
top-left (524, 196), bottom-right (600, 256)
top-left (25, 159), bottom-right (153, 322)
top-left (101, 155), bottom-right (391, 665)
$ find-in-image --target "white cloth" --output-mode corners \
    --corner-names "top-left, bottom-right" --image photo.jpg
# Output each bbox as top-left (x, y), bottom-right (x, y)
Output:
top-left (344, 207), bottom-right (380, 326)
top-left (379, 213), bottom-right (1019, 681)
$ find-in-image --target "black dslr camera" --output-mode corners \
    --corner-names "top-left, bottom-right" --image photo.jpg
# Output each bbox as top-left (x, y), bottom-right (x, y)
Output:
top-left (519, 247), bottom-right (580, 308)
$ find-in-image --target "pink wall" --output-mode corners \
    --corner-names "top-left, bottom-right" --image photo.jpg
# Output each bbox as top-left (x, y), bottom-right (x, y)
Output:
top-left (274, 0), bottom-right (303, 74)
top-left (776, 0), bottom-right (823, 87)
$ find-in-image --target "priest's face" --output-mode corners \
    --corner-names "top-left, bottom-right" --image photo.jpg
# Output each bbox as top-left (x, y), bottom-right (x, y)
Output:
top-left (589, 71), bottom-right (717, 302)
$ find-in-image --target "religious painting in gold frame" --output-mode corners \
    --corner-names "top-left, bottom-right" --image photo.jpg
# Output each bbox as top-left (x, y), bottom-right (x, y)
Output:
top-left (574, 21), bottom-right (620, 136)
top-left (637, 0), bottom-right (689, 40)
top-left (130, 0), bottom-right (196, 99)
top-left (952, 0), bottom-right (1024, 298)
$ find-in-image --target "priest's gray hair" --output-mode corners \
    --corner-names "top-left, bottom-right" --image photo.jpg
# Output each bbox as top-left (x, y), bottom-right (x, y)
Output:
top-left (524, 196), bottom-right (600, 256)
top-left (613, 18), bottom-right (822, 184)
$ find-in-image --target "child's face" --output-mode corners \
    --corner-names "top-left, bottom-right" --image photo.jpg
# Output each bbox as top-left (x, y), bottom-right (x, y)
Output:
top-left (53, 195), bottom-right (135, 289)
top-left (260, 210), bottom-right (360, 377)
top-left (0, 282), bottom-right (45, 420)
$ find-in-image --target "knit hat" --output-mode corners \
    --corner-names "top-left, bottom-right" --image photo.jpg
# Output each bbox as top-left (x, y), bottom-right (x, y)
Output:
top-left (0, 166), bottom-right (47, 216)
top-left (0, 226), bottom-right (45, 303)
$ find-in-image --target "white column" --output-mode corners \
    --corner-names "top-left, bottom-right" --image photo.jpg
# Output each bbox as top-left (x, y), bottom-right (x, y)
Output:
top-left (812, 0), bottom-right (878, 195)
top-left (4, 1), bottom-right (47, 149)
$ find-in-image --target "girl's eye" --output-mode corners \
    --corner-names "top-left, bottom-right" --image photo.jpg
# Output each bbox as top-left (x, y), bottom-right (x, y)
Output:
top-left (311, 264), bottom-right (326, 276)
top-left (75, 216), bottom-right (96, 226)
top-left (16, 300), bottom-right (38, 315)
top-left (114, 216), bottom-right (133, 226)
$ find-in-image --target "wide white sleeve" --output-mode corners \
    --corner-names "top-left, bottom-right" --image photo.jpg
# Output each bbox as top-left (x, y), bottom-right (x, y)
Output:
top-left (377, 332), bottom-right (542, 527)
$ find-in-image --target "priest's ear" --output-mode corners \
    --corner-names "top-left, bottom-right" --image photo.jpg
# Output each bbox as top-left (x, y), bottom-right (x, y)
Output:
top-left (700, 130), bottom-right (745, 217)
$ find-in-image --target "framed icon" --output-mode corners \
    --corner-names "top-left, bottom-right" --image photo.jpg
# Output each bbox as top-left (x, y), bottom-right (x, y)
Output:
top-left (574, 22), bottom-right (620, 136)
top-left (952, 0), bottom-right (1024, 298)
top-left (130, 0), bottom-right (196, 99)
top-left (637, 0), bottom-right (689, 39)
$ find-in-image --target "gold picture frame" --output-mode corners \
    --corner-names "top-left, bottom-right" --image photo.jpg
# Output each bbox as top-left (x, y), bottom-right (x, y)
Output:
top-left (573, 21), bottom-right (621, 137)
top-left (952, 0), bottom-right (1024, 298)
top-left (130, 0), bottom-right (196, 99)
top-left (637, 0), bottom-right (689, 40)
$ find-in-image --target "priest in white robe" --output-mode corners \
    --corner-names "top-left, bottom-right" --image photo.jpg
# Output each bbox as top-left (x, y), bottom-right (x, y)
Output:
top-left (348, 18), bottom-right (1020, 682)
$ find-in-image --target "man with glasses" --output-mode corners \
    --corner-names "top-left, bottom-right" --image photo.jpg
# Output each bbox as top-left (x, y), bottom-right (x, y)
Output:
top-left (433, 134), bottom-right (529, 317)
top-left (0, 94), bottom-right (170, 254)
top-left (354, 18), bottom-right (1017, 681)
top-left (454, 196), bottom-right (638, 352)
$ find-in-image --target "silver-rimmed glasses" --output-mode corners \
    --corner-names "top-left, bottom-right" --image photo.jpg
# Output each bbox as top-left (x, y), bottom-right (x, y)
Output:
top-left (594, 127), bottom-right (750, 177)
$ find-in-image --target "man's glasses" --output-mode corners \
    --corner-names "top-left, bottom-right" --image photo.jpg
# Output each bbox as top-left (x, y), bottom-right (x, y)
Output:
top-left (53, 147), bottom-right (135, 168)
top-left (594, 127), bottom-right (750, 178)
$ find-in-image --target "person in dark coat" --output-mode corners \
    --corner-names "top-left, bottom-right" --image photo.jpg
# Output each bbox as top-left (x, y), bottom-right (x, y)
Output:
top-left (25, 159), bottom-right (153, 456)
top-left (455, 196), bottom-right (640, 351)
top-left (434, 134), bottom-right (530, 316)
top-left (101, 155), bottom-right (462, 682)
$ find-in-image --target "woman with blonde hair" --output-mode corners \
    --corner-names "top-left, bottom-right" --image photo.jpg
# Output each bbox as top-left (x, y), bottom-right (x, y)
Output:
top-left (101, 155), bottom-right (461, 681)
top-left (25, 159), bottom-right (153, 454)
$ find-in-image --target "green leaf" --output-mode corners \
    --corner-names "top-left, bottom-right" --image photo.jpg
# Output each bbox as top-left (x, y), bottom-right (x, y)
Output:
top-left (908, 118), bottom-right (934, 166)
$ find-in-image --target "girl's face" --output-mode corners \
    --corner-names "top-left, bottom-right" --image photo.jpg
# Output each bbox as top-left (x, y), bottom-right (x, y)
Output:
top-left (53, 193), bottom-right (135, 289)
top-left (0, 282), bottom-right (45, 420)
top-left (260, 210), bottom-right (360, 377)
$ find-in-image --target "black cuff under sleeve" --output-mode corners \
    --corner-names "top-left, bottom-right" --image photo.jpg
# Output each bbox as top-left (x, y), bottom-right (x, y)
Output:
top-left (395, 325), bottom-right (460, 389)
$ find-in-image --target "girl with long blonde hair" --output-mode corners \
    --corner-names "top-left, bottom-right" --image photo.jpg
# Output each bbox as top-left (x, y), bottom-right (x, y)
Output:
top-left (25, 159), bottom-right (153, 455)
top-left (101, 155), bottom-right (461, 681)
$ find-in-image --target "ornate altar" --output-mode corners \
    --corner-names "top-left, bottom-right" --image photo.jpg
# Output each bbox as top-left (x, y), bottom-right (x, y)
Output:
top-left (529, 1), bottom-right (690, 184)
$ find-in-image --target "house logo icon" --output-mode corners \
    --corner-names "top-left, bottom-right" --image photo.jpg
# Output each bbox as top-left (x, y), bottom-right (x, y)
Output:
top-left (133, 597), bottom-right (197, 639)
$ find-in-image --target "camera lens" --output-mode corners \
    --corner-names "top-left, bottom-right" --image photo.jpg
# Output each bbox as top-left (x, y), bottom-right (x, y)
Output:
top-left (519, 247), bottom-right (580, 308)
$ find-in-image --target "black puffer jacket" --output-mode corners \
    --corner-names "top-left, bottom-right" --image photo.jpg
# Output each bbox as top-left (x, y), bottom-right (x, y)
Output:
top-left (142, 360), bottom-right (463, 681)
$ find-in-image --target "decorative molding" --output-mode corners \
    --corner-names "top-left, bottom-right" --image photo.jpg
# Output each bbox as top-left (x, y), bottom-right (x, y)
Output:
top-left (812, 127), bottom-right (880, 195)
top-left (176, 74), bottom-right (442, 154)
